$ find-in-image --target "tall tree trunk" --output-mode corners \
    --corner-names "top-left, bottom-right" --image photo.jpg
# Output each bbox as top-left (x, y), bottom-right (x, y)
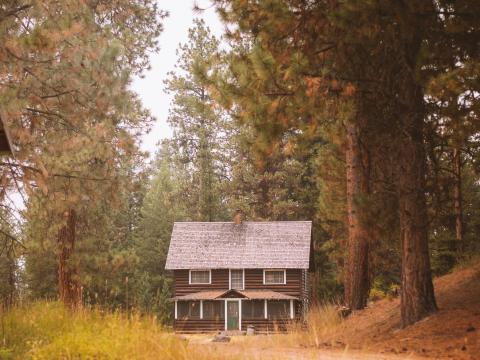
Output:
top-left (58, 209), bottom-right (82, 308)
top-left (452, 146), bottom-right (463, 253)
top-left (394, 2), bottom-right (437, 326)
top-left (344, 120), bottom-right (370, 310)
top-left (398, 92), bottom-right (437, 327)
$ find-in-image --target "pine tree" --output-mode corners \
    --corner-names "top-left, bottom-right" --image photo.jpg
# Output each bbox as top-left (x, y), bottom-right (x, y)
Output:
top-left (0, 0), bottom-right (165, 307)
top-left (164, 19), bottom-right (231, 222)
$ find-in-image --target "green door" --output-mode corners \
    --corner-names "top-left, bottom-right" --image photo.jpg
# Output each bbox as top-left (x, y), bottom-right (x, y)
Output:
top-left (227, 301), bottom-right (239, 330)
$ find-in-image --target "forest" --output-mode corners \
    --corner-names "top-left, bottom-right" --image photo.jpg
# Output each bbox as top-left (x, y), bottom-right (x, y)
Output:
top-left (0, 1), bottom-right (479, 359)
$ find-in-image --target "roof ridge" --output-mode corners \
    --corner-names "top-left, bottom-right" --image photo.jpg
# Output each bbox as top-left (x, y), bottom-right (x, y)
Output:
top-left (173, 220), bottom-right (312, 224)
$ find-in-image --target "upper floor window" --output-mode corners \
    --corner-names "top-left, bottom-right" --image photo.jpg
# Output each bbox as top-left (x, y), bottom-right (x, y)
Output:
top-left (230, 269), bottom-right (244, 290)
top-left (263, 269), bottom-right (286, 285)
top-left (189, 269), bottom-right (211, 284)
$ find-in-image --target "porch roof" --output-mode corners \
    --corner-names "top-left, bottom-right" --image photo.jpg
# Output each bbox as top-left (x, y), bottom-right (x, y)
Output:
top-left (171, 289), bottom-right (298, 301)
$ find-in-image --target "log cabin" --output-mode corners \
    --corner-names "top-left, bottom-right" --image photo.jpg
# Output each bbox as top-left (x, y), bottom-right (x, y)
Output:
top-left (165, 214), bottom-right (312, 333)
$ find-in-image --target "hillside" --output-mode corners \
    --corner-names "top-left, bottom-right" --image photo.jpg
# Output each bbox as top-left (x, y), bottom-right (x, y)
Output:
top-left (323, 261), bottom-right (480, 359)
top-left (188, 261), bottom-right (479, 359)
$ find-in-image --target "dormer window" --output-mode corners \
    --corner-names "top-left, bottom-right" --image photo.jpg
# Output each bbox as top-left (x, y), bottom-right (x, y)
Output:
top-left (263, 269), bottom-right (286, 285)
top-left (189, 269), bottom-right (211, 284)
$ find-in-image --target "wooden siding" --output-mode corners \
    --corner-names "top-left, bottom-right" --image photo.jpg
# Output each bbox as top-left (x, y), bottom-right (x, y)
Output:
top-left (174, 269), bottom-right (303, 298)
top-left (174, 318), bottom-right (296, 334)
top-left (174, 269), bottom-right (229, 296)
top-left (244, 269), bottom-right (302, 297)
top-left (174, 319), bottom-right (224, 333)
top-left (173, 268), bottom-right (304, 333)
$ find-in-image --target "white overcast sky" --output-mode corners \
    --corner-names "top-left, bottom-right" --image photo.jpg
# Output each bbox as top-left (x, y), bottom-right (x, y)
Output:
top-left (131, 1), bottom-right (225, 156)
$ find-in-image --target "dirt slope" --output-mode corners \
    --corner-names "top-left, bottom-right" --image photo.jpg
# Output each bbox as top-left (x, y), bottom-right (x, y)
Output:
top-left (326, 262), bottom-right (480, 359)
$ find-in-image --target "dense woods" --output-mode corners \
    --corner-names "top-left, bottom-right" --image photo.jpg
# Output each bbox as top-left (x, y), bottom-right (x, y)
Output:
top-left (0, 0), bottom-right (479, 338)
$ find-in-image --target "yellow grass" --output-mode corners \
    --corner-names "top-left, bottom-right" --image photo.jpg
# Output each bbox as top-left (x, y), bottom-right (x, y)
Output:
top-left (0, 302), bottom-right (233, 360)
top-left (221, 303), bottom-right (343, 350)
top-left (0, 302), bottom-right (343, 360)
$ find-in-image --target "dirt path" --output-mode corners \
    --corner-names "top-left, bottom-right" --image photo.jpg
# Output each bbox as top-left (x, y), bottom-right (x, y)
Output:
top-left (188, 336), bottom-right (421, 360)
top-left (204, 345), bottom-right (419, 359)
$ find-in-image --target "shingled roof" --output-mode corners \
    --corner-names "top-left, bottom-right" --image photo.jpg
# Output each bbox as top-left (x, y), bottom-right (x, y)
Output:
top-left (165, 221), bottom-right (312, 270)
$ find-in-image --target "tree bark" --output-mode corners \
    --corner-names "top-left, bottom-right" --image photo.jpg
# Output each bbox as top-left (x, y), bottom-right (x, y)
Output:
top-left (398, 95), bottom-right (437, 327)
top-left (58, 209), bottom-right (82, 308)
top-left (344, 120), bottom-right (371, 310)
top-left (452, 146), bottom-right (463, 253)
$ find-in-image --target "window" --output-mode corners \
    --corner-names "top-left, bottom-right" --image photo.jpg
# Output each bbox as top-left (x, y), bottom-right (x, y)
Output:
top-left (268, 300), bottom-right (289, 320)
top-left (230, 269), bottom-right (244, 290)
top-left (242, 300), bottom-right (264, 319)
top-left (189, 270), bottom-right (211, 284)
top-left (177, 301), bottom-right (200, 319)
top-left (203, 301), bottom-right (224, 320)
top-left (263, 269), bottom-right (286, 285)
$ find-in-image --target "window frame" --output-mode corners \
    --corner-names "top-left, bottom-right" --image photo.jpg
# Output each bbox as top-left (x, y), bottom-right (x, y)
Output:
top-left (202, 300), bottom-right (225, 320)
top-left (229, 269), bottom-right (245, 290)
top-left (189, 269), bottom-right (212, 285)
top-left (176, 300), bottom-right (201, 319)
top-left (241, 299), bottom-right (265, 319)
top-left (267, 300), bottom-right (290, 320)
top-left (263, 269), bottom-right (287, 285)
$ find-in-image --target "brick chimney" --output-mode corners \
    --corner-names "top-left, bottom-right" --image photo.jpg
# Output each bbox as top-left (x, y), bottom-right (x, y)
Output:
top-left (233, 209), bottom-right (243, 225)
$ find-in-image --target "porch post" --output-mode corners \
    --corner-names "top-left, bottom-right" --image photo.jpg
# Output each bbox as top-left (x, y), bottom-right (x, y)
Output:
top-left (174, 300), bottom-right (178, 320)
top-left (224, 299), bottom-right (227, 331)
top-left (239, 299), bottom-right (242, 331)
top-left (264, 299), bottom-right (268, 319)
top-left (290, 299), bottom-right (294, 319)
top-left (200, 300), bottom-right (203, 319)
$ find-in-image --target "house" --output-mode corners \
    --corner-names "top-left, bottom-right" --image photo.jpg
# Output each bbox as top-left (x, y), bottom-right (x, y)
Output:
top-left (165, 214), bottom-right (312, 333)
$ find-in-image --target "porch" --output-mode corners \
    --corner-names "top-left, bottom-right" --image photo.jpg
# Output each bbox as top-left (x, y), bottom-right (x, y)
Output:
top-left (172, 289), bottom-right (299, 333)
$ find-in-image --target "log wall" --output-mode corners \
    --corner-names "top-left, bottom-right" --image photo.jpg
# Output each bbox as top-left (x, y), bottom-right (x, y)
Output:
top-left (173, 269), bottom-right (303, 297)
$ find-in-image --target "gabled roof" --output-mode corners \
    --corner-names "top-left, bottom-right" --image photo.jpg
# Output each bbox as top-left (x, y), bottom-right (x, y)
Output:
top-left (165, 221), bottom-right (312, 270)
top-left (171, 289), bottom-right (298, 301)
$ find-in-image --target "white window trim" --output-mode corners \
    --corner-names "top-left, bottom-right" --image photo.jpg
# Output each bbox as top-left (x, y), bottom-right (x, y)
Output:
top-left (229, 269), bottom-right (245, 290)
top-left (174, 300), bottom-right (178, 319)
top-left (263, 269), bottom-right (287, 285)
top-left (189, 269), bottom-right (212, 285)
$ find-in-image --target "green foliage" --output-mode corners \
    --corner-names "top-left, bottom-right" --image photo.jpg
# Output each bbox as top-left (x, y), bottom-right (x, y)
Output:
top-left (164, 19), bottom-right (231, 222)
top-left (0, 0), bottom-right (166, 307)
top-left (132, 145), bottom-right (185, 322)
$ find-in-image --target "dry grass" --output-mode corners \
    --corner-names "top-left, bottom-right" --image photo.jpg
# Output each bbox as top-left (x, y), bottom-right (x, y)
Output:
top-left (286, 303), bottom-right (343, 347)
top-left (211, 303), bottom-right (343, 351)
top-left (0, 302), bottom-right (236, 360)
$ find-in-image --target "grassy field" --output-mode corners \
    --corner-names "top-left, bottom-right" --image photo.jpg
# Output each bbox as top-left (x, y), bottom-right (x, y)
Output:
top-left (0, 302), bottom-right (207, 360)
top-left (0, 302), bottom-right (343, 360)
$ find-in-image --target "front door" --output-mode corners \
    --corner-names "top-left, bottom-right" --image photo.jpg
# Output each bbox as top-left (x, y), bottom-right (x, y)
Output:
top-left (227, 300), bottom-right (239, 330)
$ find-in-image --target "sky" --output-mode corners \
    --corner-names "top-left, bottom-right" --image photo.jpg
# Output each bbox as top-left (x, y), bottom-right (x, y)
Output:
top-left (130, 1), bottom-right (225, 156)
